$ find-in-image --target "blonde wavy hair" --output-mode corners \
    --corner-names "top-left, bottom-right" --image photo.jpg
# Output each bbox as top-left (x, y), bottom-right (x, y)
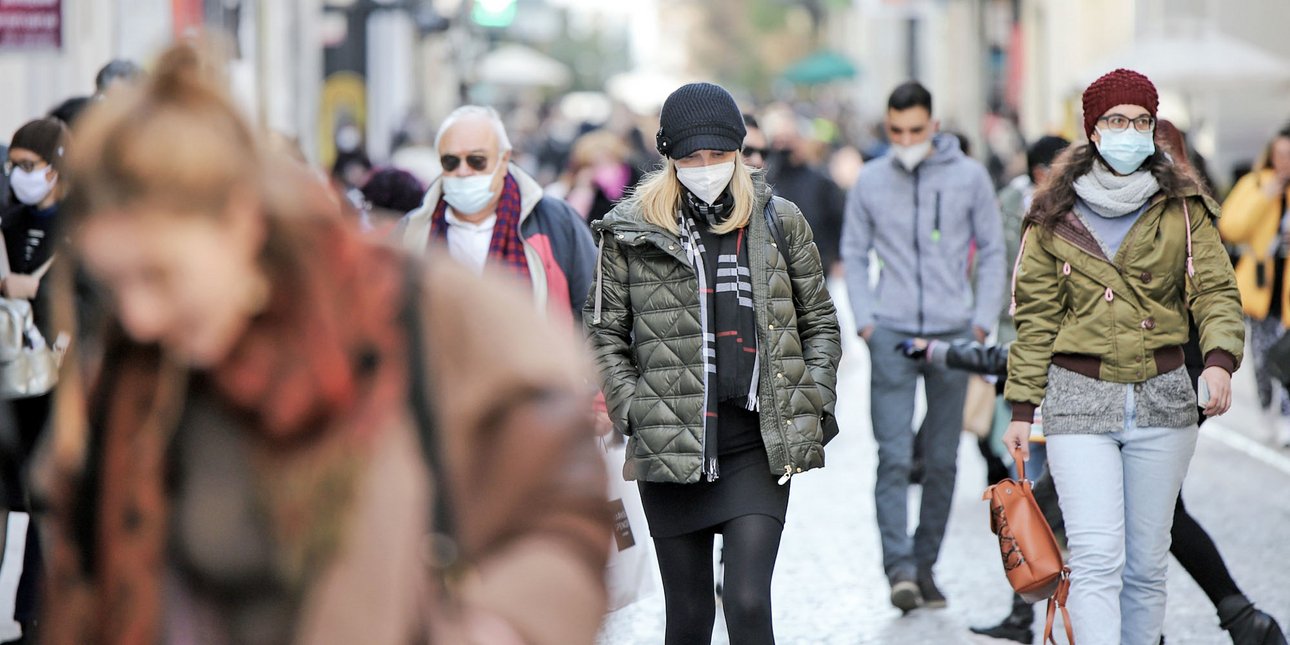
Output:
top-left (626, 155), bottom-right (756, 235)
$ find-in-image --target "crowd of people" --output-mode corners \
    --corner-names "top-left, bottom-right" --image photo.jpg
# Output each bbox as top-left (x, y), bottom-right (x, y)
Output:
top-left (0, 35), bottom-right (1287, 645)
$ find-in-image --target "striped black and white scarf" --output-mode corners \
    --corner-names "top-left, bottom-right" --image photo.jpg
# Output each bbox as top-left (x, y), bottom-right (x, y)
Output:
top-left (678, 189), bottom-right (760, 481)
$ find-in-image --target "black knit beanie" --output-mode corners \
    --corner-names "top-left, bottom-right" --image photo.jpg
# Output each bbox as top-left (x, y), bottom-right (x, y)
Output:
top-left (656, 82), bottom-right (746, 159)
top-left (10, 118), bottom-right (69, 170)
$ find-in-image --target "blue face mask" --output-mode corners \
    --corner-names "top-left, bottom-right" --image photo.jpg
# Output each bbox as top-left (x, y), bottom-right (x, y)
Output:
top-left (1095, 128), bottom-right (1155, 175)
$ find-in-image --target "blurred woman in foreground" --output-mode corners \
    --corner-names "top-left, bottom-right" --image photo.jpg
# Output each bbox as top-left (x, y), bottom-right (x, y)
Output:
top-left (43, 40), bottom-right (609, 645)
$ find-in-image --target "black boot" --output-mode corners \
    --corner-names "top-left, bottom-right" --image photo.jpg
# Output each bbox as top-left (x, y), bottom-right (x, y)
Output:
top-left (1218, 594), bottom-right (1288, 645)
top-left (970, 593), bottom-right (1034, 644)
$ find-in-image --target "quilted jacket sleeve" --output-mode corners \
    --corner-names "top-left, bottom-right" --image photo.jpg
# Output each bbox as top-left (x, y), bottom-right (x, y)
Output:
top-left (1004, 228), bottom-right (1061, 421)
top-left (583, 230), bottom-right (638, 435)
top-left (778, 198), bottom-right (842, 415)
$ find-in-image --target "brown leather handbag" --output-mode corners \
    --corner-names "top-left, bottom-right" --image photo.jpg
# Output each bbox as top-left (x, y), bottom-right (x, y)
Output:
top-left (983, 449), bottom-right (1074, 644)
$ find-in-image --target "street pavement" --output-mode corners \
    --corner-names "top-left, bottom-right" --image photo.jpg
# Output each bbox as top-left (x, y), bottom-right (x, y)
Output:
top-left (597, 284), bottom-right (1290, 644)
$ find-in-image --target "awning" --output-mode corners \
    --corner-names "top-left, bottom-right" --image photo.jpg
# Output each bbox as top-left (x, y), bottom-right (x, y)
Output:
top-left (782, 50), bottom-right (859, 86)
top-left (475, 43), bottom-right (572, 88)
top-left (1081, 30), bottom-right (1290, 92)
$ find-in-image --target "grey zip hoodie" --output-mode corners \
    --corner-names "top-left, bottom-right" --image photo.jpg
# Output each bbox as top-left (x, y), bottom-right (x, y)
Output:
top-left (842, 133), bottom-right (1005, 335)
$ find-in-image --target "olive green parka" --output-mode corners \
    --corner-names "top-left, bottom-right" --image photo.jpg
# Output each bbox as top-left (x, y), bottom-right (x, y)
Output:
top-left (1005, 189), bottom-right (1245, 419)
top-left (585, 179), bottom-right (842, 484)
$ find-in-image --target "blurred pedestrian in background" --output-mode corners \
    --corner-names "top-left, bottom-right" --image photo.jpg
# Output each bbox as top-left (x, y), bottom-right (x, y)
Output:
top-left (1218, 124), bottom-right (1290, 448)
top-left (1004, 68), bottom-right (1245, 645)
top-left (546, 129), bottom-right (641, 225)
top-left (741, 113), bottom-right (768, 171)
top-left (0, 116), bottom-right (70, 645)
top-left (47, 97), bottom-right (91, 128)
top-left (586, 82), bottom-right (841, 645)
top-left (93, 59), bottom-right (142, 101)
top-left (996, 135), bottom-right (1070, 344)
top-left (397, 105), bottom-right (596, 326)
top-left (43, 40), bottom-right (610, 645)
top-left (331, 120), bottom-right (372, 195)
top-left (842, 80), bottom-right (1005, 613)
top-left (360, 166), bottom-right (424, 237)
top-left (764, 108), bottom-right (845, 275)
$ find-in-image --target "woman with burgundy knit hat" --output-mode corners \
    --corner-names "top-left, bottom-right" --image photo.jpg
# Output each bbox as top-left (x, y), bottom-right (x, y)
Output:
top-left (586, 82), bottom-right (840, 644)
top-left (1002, 68), bottom-right (1245, 644)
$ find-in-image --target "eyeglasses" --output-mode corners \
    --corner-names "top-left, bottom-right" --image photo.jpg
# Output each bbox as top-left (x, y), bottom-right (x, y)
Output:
top-left (1097, 114), bottom-right (1156, 133)
top-left (3, 160), bottom-right (45, 176)
top-left (440, 154), bottom-right (490, 172)
top-left (742, 147), bottom-right (768, 159)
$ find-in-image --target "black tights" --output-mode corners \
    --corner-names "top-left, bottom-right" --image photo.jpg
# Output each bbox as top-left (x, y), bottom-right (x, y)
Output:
top-left (1171, 494), bottom-right (1241, 606)
top-left (653, 514), bottom-right (783, 645)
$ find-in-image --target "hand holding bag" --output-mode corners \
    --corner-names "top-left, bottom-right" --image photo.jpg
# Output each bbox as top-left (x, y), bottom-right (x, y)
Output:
top-left (982, 448), bottom-right (1073, 644)
top-left (0, 237), bottom-right (64, 400)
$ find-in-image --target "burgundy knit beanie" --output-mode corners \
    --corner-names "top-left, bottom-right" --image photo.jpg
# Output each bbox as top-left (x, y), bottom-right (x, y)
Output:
top-left (1082, 69), bottom-right (1159, 138)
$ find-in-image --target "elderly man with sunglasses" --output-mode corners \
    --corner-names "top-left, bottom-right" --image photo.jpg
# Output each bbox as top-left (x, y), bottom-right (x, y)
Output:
top-left (397, 105), bottom-right (597, 325)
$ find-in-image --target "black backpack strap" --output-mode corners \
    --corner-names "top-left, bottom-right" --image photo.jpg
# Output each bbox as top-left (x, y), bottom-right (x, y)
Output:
top-left (763, 196), bottom-right (790, 271)
top-left (400, 261), bottom-right (461, 574)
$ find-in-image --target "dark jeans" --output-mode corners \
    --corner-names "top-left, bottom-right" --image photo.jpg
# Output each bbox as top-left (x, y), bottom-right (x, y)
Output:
top-left (868, 326), bottom-right (971, 581)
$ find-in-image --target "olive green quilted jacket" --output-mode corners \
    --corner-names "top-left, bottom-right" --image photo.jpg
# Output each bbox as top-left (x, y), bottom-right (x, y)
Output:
top-left (585, 181), bottom-right (842, 484)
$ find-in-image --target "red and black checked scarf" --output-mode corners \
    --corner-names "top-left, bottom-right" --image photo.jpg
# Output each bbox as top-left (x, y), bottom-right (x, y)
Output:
top-left (679, 189), bottom-right (760, 480)
top-left (428, 173), bottom-right (531, 280)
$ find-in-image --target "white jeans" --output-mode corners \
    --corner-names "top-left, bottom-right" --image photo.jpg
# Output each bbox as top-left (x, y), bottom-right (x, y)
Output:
top-left (1046, 385), bottom-right (1198, 645)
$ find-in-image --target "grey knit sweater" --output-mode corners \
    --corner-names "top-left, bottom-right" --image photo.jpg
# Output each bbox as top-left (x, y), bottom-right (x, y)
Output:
top-left (1042, 365), bottom-right (1198, 435)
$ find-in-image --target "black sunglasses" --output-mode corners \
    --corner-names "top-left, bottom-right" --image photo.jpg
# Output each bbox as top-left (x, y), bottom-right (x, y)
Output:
top-left (742, 147), bottom-right (769, 158)
top-left (440, 154), bottom-right (490, 172)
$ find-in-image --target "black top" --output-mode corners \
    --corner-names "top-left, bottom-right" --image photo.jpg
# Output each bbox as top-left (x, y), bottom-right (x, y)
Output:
top-left (2, 203), bottom-right (59, 274)
top-left (2, 203), bottom-right (62, 339)
top-left (765, 157), bottom-right (845, 270)
top-left (585, 166), bottom-right (643, 225)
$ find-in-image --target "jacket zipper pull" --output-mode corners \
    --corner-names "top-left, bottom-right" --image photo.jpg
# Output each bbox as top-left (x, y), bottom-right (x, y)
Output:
top-left (777, 464), bottom-right (793, 486)
top-left (932, 192), bottom-right (942, 242)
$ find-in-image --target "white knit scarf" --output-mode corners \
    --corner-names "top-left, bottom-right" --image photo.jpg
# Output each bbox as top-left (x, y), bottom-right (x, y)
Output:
top-left (1072, 161), bottom-right (1160, 218)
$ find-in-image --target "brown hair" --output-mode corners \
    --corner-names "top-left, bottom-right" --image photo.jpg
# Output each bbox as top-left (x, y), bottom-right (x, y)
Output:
top-left (1255, 125), bottom-right (1290, 173)
top-left (67, 39), bottom-right (262, 222)
top-left (1024, 142), bottom-right (1198, 233)
top-left (10, 117), bottom-right (70, 172)
top-left (567, 130), bottom-right (629, 173)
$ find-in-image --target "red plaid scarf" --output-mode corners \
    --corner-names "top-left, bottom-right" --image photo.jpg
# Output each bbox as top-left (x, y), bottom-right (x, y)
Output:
top-left (429, 173), bottom-right (531, 279)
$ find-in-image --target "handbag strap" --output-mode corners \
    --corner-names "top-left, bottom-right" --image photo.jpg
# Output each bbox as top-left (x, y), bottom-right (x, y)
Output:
top-left (400, 260), bottom-right (462, 579)
top-left (1012, 445), bottom-right (1027, 481)
top-left (1043, 567), bottom-right (1074, 644)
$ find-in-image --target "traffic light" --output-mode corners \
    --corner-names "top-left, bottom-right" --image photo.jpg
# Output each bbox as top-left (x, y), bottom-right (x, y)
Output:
top-left (471, 0), bottom-right (516, 28)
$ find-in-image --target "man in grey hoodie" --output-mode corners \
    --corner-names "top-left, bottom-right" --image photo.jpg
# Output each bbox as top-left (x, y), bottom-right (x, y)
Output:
top-left (842, 81), bottom-right (1005, 613)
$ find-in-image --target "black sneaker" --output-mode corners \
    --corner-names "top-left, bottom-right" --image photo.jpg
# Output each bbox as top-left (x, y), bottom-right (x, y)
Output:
top-left (970, 622), bottom-right (1034, 644)
top-left (917, 570), bottom-right (946, 609)
top-left (889, 576), bottom-right (923, 613)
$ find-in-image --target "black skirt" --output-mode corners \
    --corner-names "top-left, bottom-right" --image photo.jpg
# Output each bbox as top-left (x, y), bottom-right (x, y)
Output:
top-left (638, 404), bottom-right (790, 538)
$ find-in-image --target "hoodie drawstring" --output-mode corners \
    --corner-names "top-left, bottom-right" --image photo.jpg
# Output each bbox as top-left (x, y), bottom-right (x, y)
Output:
top-left (593, 234), bottom-right (607, 324)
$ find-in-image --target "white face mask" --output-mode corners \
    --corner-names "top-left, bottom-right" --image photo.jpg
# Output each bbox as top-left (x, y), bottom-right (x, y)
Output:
top-left (442, 165), bottom-right (501, 215)
top-left (9, 166), bottom-right (56, 206)
top-left (676, 161), bottom-right (735, 205)
top-left (892, 140), bottom-right (933, 171)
